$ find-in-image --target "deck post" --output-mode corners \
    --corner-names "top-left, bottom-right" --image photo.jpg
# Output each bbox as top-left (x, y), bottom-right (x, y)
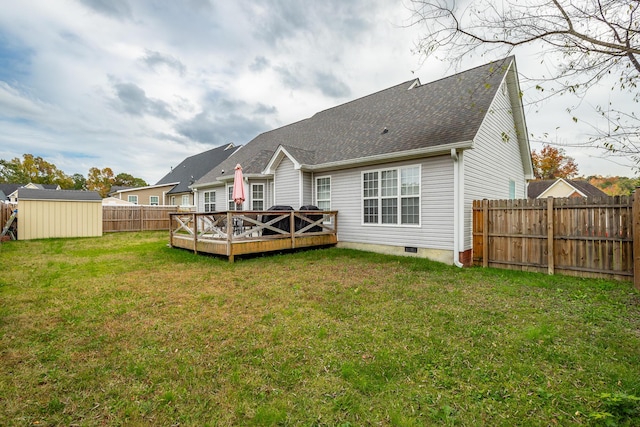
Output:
top-left (227, 211), bottom-right (234, 263)
top-left (193, 213), bottom-right (198, 254)
top-left (290, 212), bottom-right (296, 249)
top-left (633, 189), bottom-right (640, 290)
top-left (169, 214), bottom-right (174, 247)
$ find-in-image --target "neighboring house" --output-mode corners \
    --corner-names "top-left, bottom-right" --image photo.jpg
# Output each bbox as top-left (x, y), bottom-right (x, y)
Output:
top-left (0, 183), bottom-right (60, 202)
top-left (156, 143), bottom-right (238, 206)
top-left (527, 179), bottom-right (607, 199)
top-left (110, 183), bottom-right (179, 206)
top-left (110, 143), bottom-right (237, 207)
top-left (192, 56), bottom-right (533, 266)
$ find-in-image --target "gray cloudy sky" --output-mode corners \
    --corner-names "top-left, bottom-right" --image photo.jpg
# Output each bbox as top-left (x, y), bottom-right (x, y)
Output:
top-left (0, 0), bottom-right (635, 183)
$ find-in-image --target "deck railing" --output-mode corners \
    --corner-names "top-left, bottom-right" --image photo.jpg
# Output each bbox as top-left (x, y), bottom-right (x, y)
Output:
top-left (169, 210), bottom-right (338, 261)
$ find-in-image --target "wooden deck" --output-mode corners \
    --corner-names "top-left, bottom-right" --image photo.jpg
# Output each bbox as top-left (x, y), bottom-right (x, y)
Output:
top-left (169, 210), bottom-right (338, 262)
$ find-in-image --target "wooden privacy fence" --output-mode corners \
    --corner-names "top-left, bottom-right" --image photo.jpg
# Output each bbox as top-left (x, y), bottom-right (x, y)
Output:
top-left (103, 205), bottom-right (179, 232)
top-left (1, 203), bottom-right (16, 228)
top-left (473, 194), bottom-right (640, 287)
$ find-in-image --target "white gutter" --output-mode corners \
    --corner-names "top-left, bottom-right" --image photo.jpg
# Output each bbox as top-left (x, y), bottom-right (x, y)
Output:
top-left (451, 148), bottom-right (464, 268)
top-left (302, 140), bottom-right (473, 173)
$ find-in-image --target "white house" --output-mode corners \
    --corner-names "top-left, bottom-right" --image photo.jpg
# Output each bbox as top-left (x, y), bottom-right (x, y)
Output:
top-left (191, 56), bottom-right (534, 266)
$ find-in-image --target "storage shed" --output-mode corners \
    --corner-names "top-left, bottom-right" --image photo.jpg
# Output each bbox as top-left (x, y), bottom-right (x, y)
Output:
top-left (17, 189), bottom-right (102, 240)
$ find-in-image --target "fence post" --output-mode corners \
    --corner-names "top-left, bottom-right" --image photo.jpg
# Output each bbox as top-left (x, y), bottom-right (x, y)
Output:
top-left (139, 206), bottom-right (144, 231)
top-left (547, 197), bottom-right (554, 275)
top-left (482, 199), bottom-right (489, 268)
top-left (633, 189), bottom-right (640, 290)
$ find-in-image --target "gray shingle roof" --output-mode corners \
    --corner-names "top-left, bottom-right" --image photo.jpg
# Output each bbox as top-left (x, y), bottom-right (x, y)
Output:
top-left (156, 143), bottom-right (237, 193)
top-left (18, 188), bottom-right (102, 201)
top-left (196, 56), bottom-right (515, 185)
top-left (0, 184), bottom-right (22, 200)
top-left (527, 179), bottom-right (607, 198)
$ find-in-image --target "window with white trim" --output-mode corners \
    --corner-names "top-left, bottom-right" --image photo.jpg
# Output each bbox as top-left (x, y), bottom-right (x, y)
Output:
top-left (181, 194), bottom-right (190, 206)
top-left (362, 165), bottom-right (420, 225)
top-left (170, 196), bottom-right (176, 205)
top-left (203, 191), bottom-right (215, 212)
top-left (316, 177), bottom-right (331, 211)
top-left (252, 184), bottom-right (264, 210)
top-left (149, 196), bottom-right (159, 206)
top-left (228, 185), bottom-right (235, 210)
top-left (128, 195), bottom-right (138, 205)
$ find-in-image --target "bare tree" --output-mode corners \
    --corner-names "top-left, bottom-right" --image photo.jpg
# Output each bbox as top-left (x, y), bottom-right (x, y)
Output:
top-left (408, 0), bottom-right (639, 168)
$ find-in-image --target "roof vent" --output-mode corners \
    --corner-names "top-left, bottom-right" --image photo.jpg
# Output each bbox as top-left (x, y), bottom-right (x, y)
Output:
top-left (382, 127), bottom-right (388, 134)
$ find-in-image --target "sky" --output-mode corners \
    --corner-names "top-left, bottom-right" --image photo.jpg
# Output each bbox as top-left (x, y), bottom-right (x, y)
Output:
top-left (0, 0), bottom-right (636, 184)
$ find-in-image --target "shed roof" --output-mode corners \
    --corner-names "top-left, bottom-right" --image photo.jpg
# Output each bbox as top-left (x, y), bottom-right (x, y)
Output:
top-left (196, 56), bottom-right (518, 185)
top-left (18, 189), bottom-right (102, 201)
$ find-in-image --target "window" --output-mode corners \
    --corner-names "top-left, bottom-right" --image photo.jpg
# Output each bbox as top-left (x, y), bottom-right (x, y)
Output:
top-left (316, 177), bottom-right (331, 211)
top-left (149, 196), bottom-right (159, 206)
top-left (181, 194), bottom-right (190, 206)
top-left (203, 191), bottom-right (215, 212)
top-left (252, 184), bottom-right (264, 210)
top-left (171, 196), bottom-right (176, 205)
top-left (509, 179), bottom-right (516, 199)
top-left (228, 186), bottom-right (235, 210)
top-left (362, 165), bottom-right (420, 225)
top-left (128, 195), bottom-right (138, 205)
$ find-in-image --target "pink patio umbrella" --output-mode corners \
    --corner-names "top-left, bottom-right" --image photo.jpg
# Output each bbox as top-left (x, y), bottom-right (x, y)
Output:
top-left (232, 164), bottom-right (245, 210)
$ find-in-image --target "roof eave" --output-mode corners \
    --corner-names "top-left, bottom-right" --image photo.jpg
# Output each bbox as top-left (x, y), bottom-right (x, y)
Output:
top-left (299, 141), bottom-right (474, 172)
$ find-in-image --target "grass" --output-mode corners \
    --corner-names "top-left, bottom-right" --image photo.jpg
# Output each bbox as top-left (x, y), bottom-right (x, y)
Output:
top-left (1, 231), bottom-right (639, 426)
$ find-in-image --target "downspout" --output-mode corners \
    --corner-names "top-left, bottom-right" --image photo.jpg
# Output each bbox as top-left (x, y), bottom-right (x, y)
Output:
top-left (451, 148), bottom-right (464, 268)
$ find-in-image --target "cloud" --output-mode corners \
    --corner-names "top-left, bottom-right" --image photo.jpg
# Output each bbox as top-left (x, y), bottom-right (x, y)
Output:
top-left (253, 103), bottom-right (277, 115)
top-left (0, 82), bottom-right (46, 119)
top-left (314, 71), bottom-right (351, 98)
top-left (111, 82), bottom-right (175, 119)
top-left (140, 50), bottom-right (186, 76)
top-left (77, 0), bottom-right (132, 19)
top-left (175, 91), bottom-right (275, 145)
top-left (249, 56), bottom-right (270, 72)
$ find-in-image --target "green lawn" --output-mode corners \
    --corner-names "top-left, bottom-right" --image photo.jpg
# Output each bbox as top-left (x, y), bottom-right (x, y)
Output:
top-left (1, 231), bottom-right (639, 426)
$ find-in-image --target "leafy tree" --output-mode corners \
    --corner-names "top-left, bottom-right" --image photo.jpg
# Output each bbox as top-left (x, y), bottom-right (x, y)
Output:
top-left (588, 175), bottom-right (640, 196)
top-left (114, 173), bottom-right (147, 188)
top-left (86, 167), bottom-right (115, 198)
top-left (531, 145), bottom-right (578, 179)
top-left (408, 0), bottom-right (640, 168)
top-left (72, 173), bottom-right (87, 190)
top-left (0, 154), bottom-right (73, 188)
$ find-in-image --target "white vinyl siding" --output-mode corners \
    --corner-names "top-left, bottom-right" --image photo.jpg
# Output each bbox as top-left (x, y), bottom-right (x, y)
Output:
top-left (464, 76), bottom-right (528, 250)
top-left (330, 157), bottom-right (453, 251)
top-left (274, 157), bottom-right (299, 208)
top-left (302, 172), bottom-right (313, 206)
